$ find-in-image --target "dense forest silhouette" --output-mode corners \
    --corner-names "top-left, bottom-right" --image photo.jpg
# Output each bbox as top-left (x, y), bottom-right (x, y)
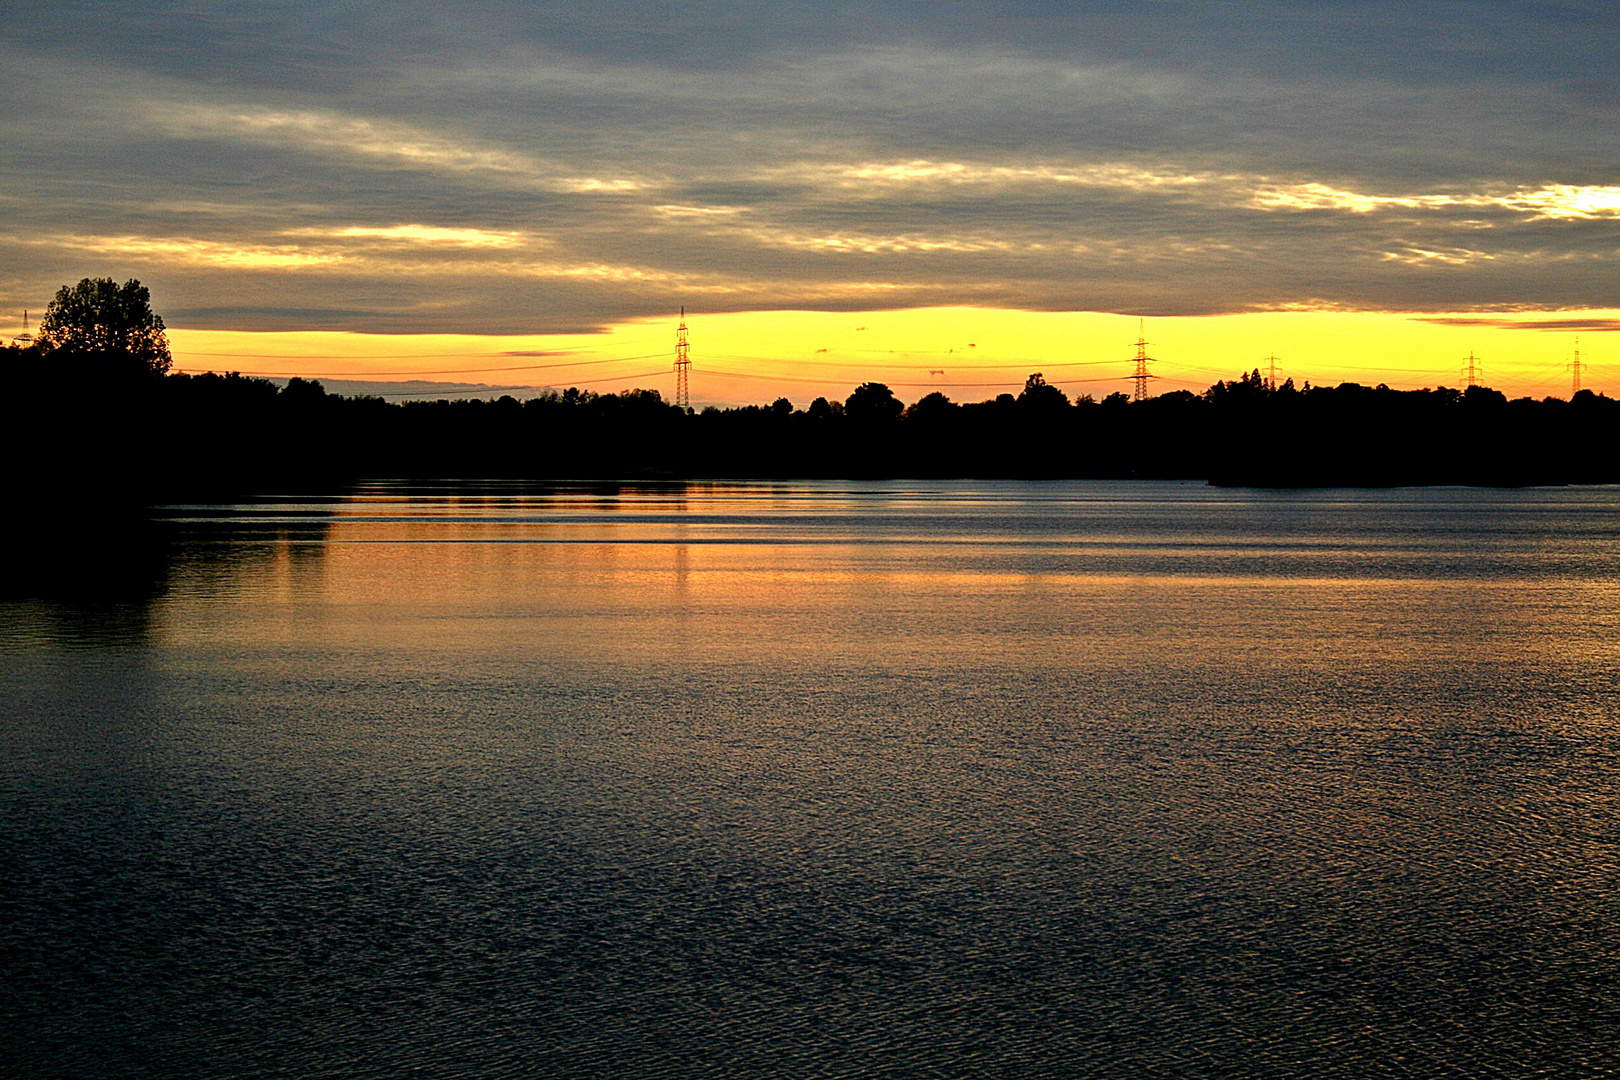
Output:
top-left (8, 348), bottom-right (1619, 500)
top-left (5, 279), bottom-right (1618, 499)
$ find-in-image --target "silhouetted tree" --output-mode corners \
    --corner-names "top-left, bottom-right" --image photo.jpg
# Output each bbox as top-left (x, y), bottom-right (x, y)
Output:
top-left (845, 382), bottom-right (903, 423)
top-left (1017, 372), bottom-right (1069, 411)
top-left (38, 277), bottom-right (171, 376)
top-left (1464, 384), bottom-right (1508, 408)
top-left (906, 391), bottom-right (956, 421)
top-left (280, 376), bottom-right (327, 403)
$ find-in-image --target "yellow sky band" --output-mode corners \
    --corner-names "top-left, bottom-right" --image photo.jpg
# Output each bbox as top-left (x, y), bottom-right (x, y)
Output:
top-left (163, 307), bottom-right (1615, 406)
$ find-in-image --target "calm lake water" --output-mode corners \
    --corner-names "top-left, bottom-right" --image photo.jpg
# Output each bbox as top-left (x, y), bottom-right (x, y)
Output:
top-left (3, 480), bottom-right (1618, 1078)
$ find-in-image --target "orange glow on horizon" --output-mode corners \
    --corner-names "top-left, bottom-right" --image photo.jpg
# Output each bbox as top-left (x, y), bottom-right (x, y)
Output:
top-left (164, 307), bottom-right (1618, 406)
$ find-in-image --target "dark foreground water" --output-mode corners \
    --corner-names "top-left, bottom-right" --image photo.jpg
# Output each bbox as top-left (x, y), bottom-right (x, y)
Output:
top-left (3, 481), bottom-right (1618, 1078)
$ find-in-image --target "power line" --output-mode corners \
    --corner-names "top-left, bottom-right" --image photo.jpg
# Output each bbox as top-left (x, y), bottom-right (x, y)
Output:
top-left (175, 334), bottom-right (666, 362)
top-left (705, 351), bottom-right (1128, 371)
top-left (182, 349), bottom-right (581, 360)
top-left (370, 384), bottom-right (546, 399)
top-left (378, 368), bottom-right (675, 395)
top-left (172, 352), bottom-right (666, 378)
top-left (698, 367), bottom-right (1128, 390)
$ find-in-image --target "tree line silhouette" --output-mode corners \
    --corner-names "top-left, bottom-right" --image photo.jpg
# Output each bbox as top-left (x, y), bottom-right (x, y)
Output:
top-left (7, 279), bottom-right (1619, 500)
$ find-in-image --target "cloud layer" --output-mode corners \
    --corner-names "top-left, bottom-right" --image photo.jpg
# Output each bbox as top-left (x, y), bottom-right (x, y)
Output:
top-left (2, 1), bottom-right (1615, 334)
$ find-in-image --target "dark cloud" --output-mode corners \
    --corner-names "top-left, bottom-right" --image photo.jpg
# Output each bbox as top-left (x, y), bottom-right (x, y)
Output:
top-left (1, 2), bottom-right (1616, 332)
top-left (1419, 317), bottom-right (1620, 332)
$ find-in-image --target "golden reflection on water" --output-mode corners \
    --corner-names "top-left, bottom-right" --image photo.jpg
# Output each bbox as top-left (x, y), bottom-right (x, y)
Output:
top-left (144, 483), bottom-right (1620, 682)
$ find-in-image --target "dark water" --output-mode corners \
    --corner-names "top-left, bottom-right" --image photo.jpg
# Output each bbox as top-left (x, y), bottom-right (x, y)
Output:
top-left (3, 481), bottom-right (1618, 1078)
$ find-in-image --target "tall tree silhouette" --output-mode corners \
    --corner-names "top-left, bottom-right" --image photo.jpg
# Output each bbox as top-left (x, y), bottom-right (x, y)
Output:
top-left (38, 277), bottom-right (171, 376)
top-left (1017, 372), bottom-right (1069, 412)
top-left (844, 382), bottom-right (903, 423)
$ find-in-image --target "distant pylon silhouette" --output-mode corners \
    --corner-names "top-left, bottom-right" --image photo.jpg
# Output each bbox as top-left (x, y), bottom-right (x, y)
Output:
top-left (1571, 337), bottom-right (1583, 396)
top-left (1462, 351), bottom-right (1482, 388)
top-left (674, 306), bottom-right (690, 409)
top-left (1130, 320), bottom-right (1155, 402)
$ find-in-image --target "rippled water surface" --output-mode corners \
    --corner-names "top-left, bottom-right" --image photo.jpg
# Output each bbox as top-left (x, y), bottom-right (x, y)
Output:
top-left (4, 481), bottom-right (1619, 1078)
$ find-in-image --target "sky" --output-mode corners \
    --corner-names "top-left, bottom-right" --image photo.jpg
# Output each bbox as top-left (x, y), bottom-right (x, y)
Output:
top-left (2, 1), bottom-right (1616, 404)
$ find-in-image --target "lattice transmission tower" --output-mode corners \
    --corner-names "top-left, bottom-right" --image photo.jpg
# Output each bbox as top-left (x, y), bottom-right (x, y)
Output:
top-left (12, 309), bottom-right (32, 347)
top-left (1264, 352), bottom-right (1282, 391)
top-left (1462, 351), bottom-right (1482, 388)
top-left (674, 306), bottom-right (691, 410)
top-left (1130, 320), bottom-right (1155, 402)
top-left (1571, 337), bottom-right (1583, 396)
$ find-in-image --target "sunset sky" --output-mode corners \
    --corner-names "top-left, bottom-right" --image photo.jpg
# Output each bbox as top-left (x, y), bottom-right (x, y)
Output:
top-left (2, 1), bottom-right (1616, 404)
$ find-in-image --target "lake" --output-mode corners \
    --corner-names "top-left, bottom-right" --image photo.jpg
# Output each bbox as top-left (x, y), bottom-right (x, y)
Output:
top-left (3, 480), bottom-right (1618, 1078)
